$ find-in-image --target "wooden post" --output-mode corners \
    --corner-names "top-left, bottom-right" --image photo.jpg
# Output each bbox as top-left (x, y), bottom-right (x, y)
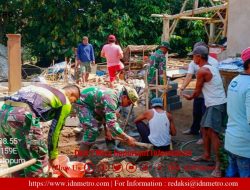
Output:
top-left (7, 34), bottom-right (22, 93)
top-left (145, 73), bottom-right (149, 110)
top-left (162, 18), bottom-right (170, 41)
top-left (223, 2), bottom-right (229, 38)
top-left (209, 23), bottom-right (215, 43)
top-left (162, 19), bottom-right (169, 111)
top-left (156, 69), bottom-right (158, 97)
top-left (52, 59), bottom-right (55, 81)
top-left (64, 57), bottom-right (68, 83)
top-left (162, 70), bottom-right (168, 110)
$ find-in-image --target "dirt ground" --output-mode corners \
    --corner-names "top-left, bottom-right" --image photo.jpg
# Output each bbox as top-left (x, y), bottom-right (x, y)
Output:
top-left (52, 77), bottom-right (215, 178)
top-left (0, 58), bottom-right (216, 178)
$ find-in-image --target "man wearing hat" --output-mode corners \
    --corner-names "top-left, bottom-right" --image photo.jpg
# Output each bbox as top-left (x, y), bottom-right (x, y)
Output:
top-left (101, 34), bottom-right (124, 88)
top-left (134, 97), bottom-right (176, 155)
top-left (147, 41), bottom-right (171, 98)
top-left (183, 45), bottom-right (227, 177)
top-left (74, 85), bottom-right (138, 161)
top-left (224, 47), bottom-right (250, 177)
top-left (181, 42), bottom-right (219, 144)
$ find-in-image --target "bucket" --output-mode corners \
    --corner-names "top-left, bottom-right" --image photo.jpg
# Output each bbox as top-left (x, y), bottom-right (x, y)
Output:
top-left (57, 155), bottom-right (70, 167)
top-left (53, 155), bottom-right (70, 177)
top-left (67, 161), bottom-right (86, 178)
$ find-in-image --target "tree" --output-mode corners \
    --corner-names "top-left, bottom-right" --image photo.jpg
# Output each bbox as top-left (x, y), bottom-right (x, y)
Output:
top-left (1, 0), bottom-right (214, 63)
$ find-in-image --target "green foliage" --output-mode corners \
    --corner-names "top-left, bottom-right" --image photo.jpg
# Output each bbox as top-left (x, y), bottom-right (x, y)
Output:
top-left (170, 20), bottom-right (207, 57)
top-left (1, 0), bottom-right (214, 64)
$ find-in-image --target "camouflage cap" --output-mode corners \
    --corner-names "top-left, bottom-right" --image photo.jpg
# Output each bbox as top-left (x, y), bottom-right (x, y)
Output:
top-left (124, 86), bottom-right (139, 105)
top-left (159, 41), bottom-right (171, 50)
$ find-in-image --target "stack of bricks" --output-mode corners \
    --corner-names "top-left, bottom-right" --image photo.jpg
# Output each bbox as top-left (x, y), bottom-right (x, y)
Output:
top-left (166, 81), bottom-right (182, 112)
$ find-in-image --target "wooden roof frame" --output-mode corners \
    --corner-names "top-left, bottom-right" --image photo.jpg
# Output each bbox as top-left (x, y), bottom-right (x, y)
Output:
top-left (151, 0), bottom-right (229, 44)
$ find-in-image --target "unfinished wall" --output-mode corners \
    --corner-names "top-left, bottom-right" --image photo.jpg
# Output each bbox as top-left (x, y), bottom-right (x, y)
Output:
top-left (226, 0), bottom-right (250, 57)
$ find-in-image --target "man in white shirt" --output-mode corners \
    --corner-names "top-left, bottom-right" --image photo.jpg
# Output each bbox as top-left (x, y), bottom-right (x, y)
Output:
top-left (181, 42), bottom-right (219, 144)
top-left (183, 46), bottom-right (226, 177)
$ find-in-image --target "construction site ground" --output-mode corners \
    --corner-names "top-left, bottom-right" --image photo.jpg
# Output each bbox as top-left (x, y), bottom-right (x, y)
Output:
top-left (0, 59), bottom-right (216, 178)
top-left (56, 78), bottom-right (214, 178)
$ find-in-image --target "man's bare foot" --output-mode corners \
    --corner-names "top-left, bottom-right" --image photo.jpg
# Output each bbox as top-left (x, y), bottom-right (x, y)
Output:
top-left (211, 169), bottom-right (221, 177)
top-left (196, 138), bottom-right (204, 145)
top-left (191, 155), bottom-right (211, 162)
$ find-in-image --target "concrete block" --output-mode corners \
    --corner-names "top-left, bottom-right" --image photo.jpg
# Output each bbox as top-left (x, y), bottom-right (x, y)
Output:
top-left (167, 95), bottom-right (180, 104)
top-left (169, 81), bottom-right (178, 90)
top-left (167, 89), bottom-right (177, 97)
top-left (167, 101), bottom-right (182, 112)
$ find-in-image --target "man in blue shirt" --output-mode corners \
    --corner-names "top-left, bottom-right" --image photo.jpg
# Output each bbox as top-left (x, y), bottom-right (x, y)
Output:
top-left (225, 47), bottom-right (250, 177)
top-left (77, 36), bottom-right (95, 84)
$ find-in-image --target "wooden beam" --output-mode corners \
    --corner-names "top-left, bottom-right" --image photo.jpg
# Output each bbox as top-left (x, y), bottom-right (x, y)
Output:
top-left (178, 16), bottom-right (212, 20)
top-left (209, 19), bottom-right (224, 23)
top-left (151, 3), bottom-right (227, 19)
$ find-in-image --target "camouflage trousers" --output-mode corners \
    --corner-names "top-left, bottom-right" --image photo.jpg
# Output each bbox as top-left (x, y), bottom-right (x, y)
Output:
top-left (0, 104), bottom-right (49, 177)
top-left (75, 104), bottom-right (103, 144)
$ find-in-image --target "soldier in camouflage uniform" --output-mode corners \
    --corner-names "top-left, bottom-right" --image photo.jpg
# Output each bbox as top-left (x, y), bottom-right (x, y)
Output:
top-left (147, 41), bottom-right (170, 99)
top-left (0, 84), bottom-right (80, 177)
top-left (74, 86), bottom-right (139, 161)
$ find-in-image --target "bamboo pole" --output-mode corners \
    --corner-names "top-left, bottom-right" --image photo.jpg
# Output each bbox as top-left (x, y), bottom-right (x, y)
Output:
top-left (215, 30), bottom-right (223, 43)
top-left (156, 69), bottom-right (158, 97)
top-left (0, 159), bottom-right (37, 177)
top-left (162, 70), bottom-right (168, 110)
